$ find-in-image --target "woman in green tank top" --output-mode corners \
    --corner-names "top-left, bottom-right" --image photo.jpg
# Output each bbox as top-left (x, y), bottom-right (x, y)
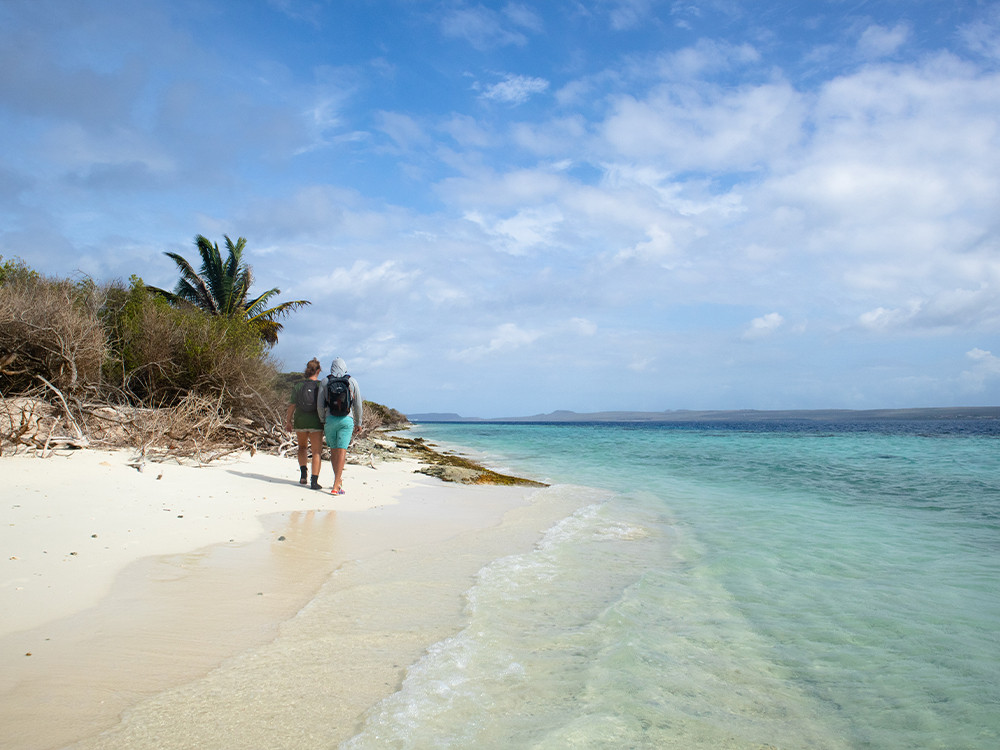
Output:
top-left (284, 358), bottom-right (324, 489)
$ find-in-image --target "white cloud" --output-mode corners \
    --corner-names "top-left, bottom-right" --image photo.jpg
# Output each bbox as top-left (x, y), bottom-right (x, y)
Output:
top-left (265, 0), bottom-right (325, 26)
top-left (444, 168), bottom-right (567, 210)
top-left (601, 79), bottom-right (804, 171)
top-left (307, 260), bottom-right (418, 298)
top-left (442, 114), bottom-right (495, 148)
top-left (503, 3), bottom-right (544, 33)
top-left (743, 312), bottom-right (784, 340)
top-left (650, 39), bottom-right (761, 81)
top-left (480, 74), bottom-right (550, 105)
top-left (607, 0), bottom-right (655, 31)
top-left (857, 287), bottom-right (1000, 333)
top-left (453, 322), bottom-right (542, 362)
top-left (569, 317), bottom-right (598, 336)
top-left (858, 303), bottom-right (919, 331)
top-left (857, 23), bottom-right (910, 59)
top-left (376, 111), bottom-right (430, 150)
top-left (960, 7), bottom-right (1000, 61)
top-left (628, 356), bottom-right (655, 372)
top-left (616, 224), bottom-right (677, 263)
top-left (42, 123), bottom-right (175, 178)
top-left (492, 205), bottom-right (565, 255)
top-left (440, 6), bottom-right (531, 49)
top-left (961, 348), bottom-right (1000, 392)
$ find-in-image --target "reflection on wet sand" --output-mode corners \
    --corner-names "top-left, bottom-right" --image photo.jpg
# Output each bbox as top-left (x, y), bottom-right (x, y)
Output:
top-left (0, 509), bottom-right (343, 750)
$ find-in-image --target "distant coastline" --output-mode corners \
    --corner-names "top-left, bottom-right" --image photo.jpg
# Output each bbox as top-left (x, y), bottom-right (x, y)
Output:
top-left (408, 406), bottom-right (1000, 423)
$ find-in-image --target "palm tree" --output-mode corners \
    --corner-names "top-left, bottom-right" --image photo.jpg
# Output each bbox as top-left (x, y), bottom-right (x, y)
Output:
top-left (148, 235), bottom-right (310, 346)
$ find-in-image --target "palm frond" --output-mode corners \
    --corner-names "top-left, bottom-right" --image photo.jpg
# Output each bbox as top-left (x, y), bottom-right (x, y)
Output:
top-left (145, 285), bottom-right (201, 311)
top-left (245, 296), bottom-right (311, 322)
top-left (165, 251), bottom-right (217, 312)
top-left (194, 235), bottom-right (229, 315)
top-left (243, 287), bottom-right (281, 318)
top-left (145, 285), bottom-right (180, 304)
top-left (252, 318), bottom-right (282, 347)
top-left (157, 235), bottom-right (310, 346)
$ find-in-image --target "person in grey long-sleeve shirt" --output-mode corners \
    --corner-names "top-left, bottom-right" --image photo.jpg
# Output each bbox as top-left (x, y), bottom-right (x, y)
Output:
top-left (317, 357), bottom-right (362, 495)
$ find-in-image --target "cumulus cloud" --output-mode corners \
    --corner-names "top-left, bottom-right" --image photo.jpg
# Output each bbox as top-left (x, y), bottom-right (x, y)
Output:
top-left (616, 224), bottom-right (677, 263)
top-left (743, 312), bottom-right (784, 340)
top-left (453, 322), bottom-right (542, 362)
top-left (961, 348), bottom-right (1000, 392)
top-left (491, 205), bottom-right (565, 254)
top-left (306, 260), bottom-right (418, 298)
top-left (858, 288), bottom-right (1000, 333)
top-left (601, 79), bottom-right (804, 171)
top-left (858, 304), bottom-right (919, 332)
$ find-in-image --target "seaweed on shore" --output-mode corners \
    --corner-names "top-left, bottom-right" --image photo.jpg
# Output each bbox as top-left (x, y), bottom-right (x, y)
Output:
top-left (391, 436), bottom-right (547, 487)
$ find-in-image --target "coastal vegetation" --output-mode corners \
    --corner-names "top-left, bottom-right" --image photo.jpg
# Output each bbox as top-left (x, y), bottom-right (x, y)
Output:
top-left (146, 235), bottom-right (309, 347)
top-left (0, 253), bottom-right (407, 461)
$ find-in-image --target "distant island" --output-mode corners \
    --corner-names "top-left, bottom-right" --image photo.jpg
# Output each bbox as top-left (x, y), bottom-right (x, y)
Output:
top-left (408, 407), bottom-right (1000, 423)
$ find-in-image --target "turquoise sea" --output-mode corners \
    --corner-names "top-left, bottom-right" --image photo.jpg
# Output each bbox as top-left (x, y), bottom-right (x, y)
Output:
top-left (344, 419), bottom-right (1000, 749)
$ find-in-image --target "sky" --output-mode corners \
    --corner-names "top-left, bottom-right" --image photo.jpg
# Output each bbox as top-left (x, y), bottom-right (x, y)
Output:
top-left (2, 0), bottom-right (999, 417)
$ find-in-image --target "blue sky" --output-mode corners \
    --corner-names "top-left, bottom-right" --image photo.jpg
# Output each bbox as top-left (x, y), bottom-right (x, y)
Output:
top-left (2, 0), bottom-right (999, 417)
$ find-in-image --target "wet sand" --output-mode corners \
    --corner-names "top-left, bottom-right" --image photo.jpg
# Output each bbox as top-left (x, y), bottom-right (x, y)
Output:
top-left (0, 448), bottom-right (575, 749)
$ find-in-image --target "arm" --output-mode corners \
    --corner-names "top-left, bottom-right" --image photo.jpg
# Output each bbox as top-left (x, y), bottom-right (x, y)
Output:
top-left (351, 378), bottom-right (363, 431)
top-left (284, 385), bottom-right (297, 431)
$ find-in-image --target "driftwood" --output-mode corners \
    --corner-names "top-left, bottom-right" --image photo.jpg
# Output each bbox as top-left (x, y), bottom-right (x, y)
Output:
top-left (0, 391), bottom-right (288, 464)
top-left (0, 396), bottom-right (89, 456)
top-left (1, 379), bottom-right (406, 468)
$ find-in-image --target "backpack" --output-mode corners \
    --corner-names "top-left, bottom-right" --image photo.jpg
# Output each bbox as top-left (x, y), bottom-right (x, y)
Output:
top-left (296, 380), bottom-right (319, 412)
top-left (326, 375), bottom-right (353, 417)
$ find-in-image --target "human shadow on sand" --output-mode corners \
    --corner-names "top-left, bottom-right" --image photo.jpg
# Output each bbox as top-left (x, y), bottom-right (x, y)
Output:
top-left (226, 470), bottom-right (304, 486)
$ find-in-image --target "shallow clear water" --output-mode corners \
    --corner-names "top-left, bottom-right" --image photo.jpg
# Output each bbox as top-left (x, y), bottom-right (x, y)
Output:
top-left (345, 420), bottom-right (1000, 749)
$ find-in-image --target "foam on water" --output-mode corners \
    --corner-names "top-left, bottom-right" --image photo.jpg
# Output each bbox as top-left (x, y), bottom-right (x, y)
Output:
top-left (368, 421), bottom-right (1000, 749)
top-left (344, 488), bottom-right (858, 748)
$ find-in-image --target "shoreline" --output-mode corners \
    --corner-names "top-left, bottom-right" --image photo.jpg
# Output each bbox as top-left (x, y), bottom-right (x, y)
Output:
top-left (1, 441), bottom-right (578, 749)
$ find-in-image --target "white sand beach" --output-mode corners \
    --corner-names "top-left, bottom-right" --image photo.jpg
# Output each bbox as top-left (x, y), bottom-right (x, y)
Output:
top-left (0, 447), bottom-right (577, 749)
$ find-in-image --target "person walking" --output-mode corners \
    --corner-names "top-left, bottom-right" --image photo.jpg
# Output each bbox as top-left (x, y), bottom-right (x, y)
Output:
top-left (317, 357), bottom-right (362, 495)
top-left (284, 358), bottom-right (325, 490)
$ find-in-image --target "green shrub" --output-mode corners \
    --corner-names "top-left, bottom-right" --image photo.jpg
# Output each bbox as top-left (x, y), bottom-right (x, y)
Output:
top-left (0, 256), bottom-right (39, 286)
top-left (99, 279), bottom-right (281, 416)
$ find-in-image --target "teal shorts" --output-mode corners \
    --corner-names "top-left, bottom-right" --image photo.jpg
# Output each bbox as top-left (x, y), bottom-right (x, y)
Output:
top-left (324, 415), bottom-right (354, 450)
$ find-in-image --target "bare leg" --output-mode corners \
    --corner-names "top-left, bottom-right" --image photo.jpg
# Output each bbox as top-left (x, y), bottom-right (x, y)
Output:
top-left (296, 431), bottom-right (309, 483)
top-left (331, 447), bottom-right (348, 492)
top-left (309, 432), bottom-right (323, 477)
